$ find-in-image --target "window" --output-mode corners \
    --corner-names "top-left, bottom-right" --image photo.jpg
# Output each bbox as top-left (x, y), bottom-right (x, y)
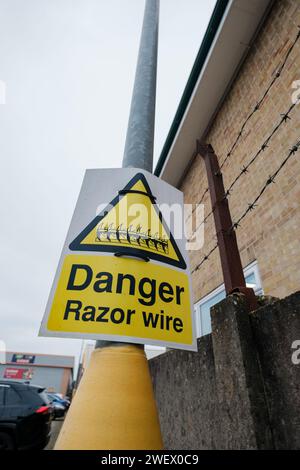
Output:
top-left (19, 389), bottom-right (44, 406)
top-left (0, 386), bottom-right (7, 405)
top-left (5, 386), bottom-right (22, 405)
top-left (194, 261), bottom-right (263, 338)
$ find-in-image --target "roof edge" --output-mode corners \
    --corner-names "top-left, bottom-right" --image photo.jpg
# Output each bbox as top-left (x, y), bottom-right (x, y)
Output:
top-left (154, 0), bottom-right (230, 177)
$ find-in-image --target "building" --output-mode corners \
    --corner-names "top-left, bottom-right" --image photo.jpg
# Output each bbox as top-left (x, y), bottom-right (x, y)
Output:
top-left (75, 341), bottom-right (94, 388)
top-left (155, 0), bottom-right (300, 339)
top-left (0, 352), bottom-right (74, 396)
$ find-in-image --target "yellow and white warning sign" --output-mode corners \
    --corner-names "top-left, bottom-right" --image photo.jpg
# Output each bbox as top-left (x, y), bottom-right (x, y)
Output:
top-left (40, 169), bottom-right (196, 351)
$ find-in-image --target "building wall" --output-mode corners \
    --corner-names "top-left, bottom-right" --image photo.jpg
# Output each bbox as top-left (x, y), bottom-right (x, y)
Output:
top-left (5, 351), bottom-right (74, 368)
top-left (180, 0), bottom-right (300, 304)
top-left (60, 368), bottom-right (73, 396)
top-left (1, 352), bottom-right (74, 394)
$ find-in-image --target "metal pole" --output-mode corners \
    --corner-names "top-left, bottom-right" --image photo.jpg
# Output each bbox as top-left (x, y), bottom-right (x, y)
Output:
top-left (96, 0), bottom-right (159, 349)
top-left (197, 142), bottom-right (257, 311)
top-left (122, 0), bottom-right (159, 172)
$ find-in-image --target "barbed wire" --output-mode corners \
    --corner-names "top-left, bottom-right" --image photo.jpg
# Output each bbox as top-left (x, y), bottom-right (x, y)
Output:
top-left (224, 101), bottom-right (297, 197)
top-left (189, 26), bottom-right (300, 223)
top-left (187, 207), bottom-right (214, 242)
top-left (186, 187), bottom-right (209, 225)
top-left (229, 138), bottom-right (300, 232)
top-left (219, 26), bottom-right (300, 170)
top-left (191, 138), bottom-right (300, 274)
top-left (192, 243), bottom-right (219, 272)
top-left (189, 101), bottom-right (297, 240)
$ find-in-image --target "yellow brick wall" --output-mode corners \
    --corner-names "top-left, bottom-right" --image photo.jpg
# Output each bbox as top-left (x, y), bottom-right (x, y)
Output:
top-left (180, 0), bottom-right (300, 304)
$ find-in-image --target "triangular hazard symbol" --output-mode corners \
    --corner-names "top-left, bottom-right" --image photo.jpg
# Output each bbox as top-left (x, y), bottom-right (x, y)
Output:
top-left (69, 173), bottom-right (186, 269)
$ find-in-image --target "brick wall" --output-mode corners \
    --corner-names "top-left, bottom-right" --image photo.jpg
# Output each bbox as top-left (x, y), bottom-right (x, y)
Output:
top-left (180, 0), bottom-right (300, 304)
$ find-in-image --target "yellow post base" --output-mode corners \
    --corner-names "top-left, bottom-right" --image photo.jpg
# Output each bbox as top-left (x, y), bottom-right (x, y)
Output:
top-left (54, 345), bottom-right (163, 450)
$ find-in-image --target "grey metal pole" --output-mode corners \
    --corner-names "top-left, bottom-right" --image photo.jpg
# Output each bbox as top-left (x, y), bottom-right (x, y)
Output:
top-left (122, 0), bottom-right (159, 172)
top-left (95, 0), bottom-right (159, 349)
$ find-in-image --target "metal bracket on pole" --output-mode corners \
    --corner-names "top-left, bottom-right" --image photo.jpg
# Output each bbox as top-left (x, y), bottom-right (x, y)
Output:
top-left (197, 141), bottom-right (257, 311)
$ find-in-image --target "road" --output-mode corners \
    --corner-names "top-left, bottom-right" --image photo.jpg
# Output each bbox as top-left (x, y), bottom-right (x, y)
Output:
top-left (45, 418), bottom-right (64, 450)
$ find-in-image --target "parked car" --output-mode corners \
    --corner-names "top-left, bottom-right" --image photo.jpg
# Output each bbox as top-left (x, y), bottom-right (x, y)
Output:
top-left (48, 393), bottom-right (70, 409)
top-left (54, 394), bottom-right (71, 409)
top-left (46, 393), bottom-right (68, 419)
top-left (49, 401), bottom-right (65, 419)
top-left (0, 380), bottom-right (52, 450)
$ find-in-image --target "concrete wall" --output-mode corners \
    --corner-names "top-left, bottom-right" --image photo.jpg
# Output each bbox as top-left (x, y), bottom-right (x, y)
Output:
top-left (250, 292), bottom-right (300, 449)
top-left (180, 0), bottom-right (300, 303)
top-left (149, 291), bottom-right (300, 449)
top-left (150, 335), bottom-right (220, 449)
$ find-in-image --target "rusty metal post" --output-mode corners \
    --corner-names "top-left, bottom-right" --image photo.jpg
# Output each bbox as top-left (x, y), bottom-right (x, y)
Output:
top-left (197, 142), bottom-right (257, 310)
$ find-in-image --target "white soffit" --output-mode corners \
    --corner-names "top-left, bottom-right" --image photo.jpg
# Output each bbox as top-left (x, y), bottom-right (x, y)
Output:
top-left (159, 0), bottom-right (273, 187)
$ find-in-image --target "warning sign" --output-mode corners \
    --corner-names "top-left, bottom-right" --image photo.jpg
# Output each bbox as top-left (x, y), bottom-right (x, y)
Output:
top-left (40, 169), bottom-right (196, 351)
top-left (69, 173), bottom-right (186, 269)
top-left (47, 255), bottom-right (192, 344)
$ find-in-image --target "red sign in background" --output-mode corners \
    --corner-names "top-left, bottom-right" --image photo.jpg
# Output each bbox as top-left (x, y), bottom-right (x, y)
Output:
top-left (4, 367), bottom-right (34, 380)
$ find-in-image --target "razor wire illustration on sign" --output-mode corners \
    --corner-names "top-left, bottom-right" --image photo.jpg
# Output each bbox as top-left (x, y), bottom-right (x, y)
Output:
top-left (95, 222), bottom-right (169, 254)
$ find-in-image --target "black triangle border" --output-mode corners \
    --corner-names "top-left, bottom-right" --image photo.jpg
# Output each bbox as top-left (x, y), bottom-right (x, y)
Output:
top-left (69, 172), bottom-right (187, 270)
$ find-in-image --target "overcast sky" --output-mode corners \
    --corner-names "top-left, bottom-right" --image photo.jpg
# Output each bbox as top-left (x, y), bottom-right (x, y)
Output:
top-left (0, 0), bottom-right (216, 371)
